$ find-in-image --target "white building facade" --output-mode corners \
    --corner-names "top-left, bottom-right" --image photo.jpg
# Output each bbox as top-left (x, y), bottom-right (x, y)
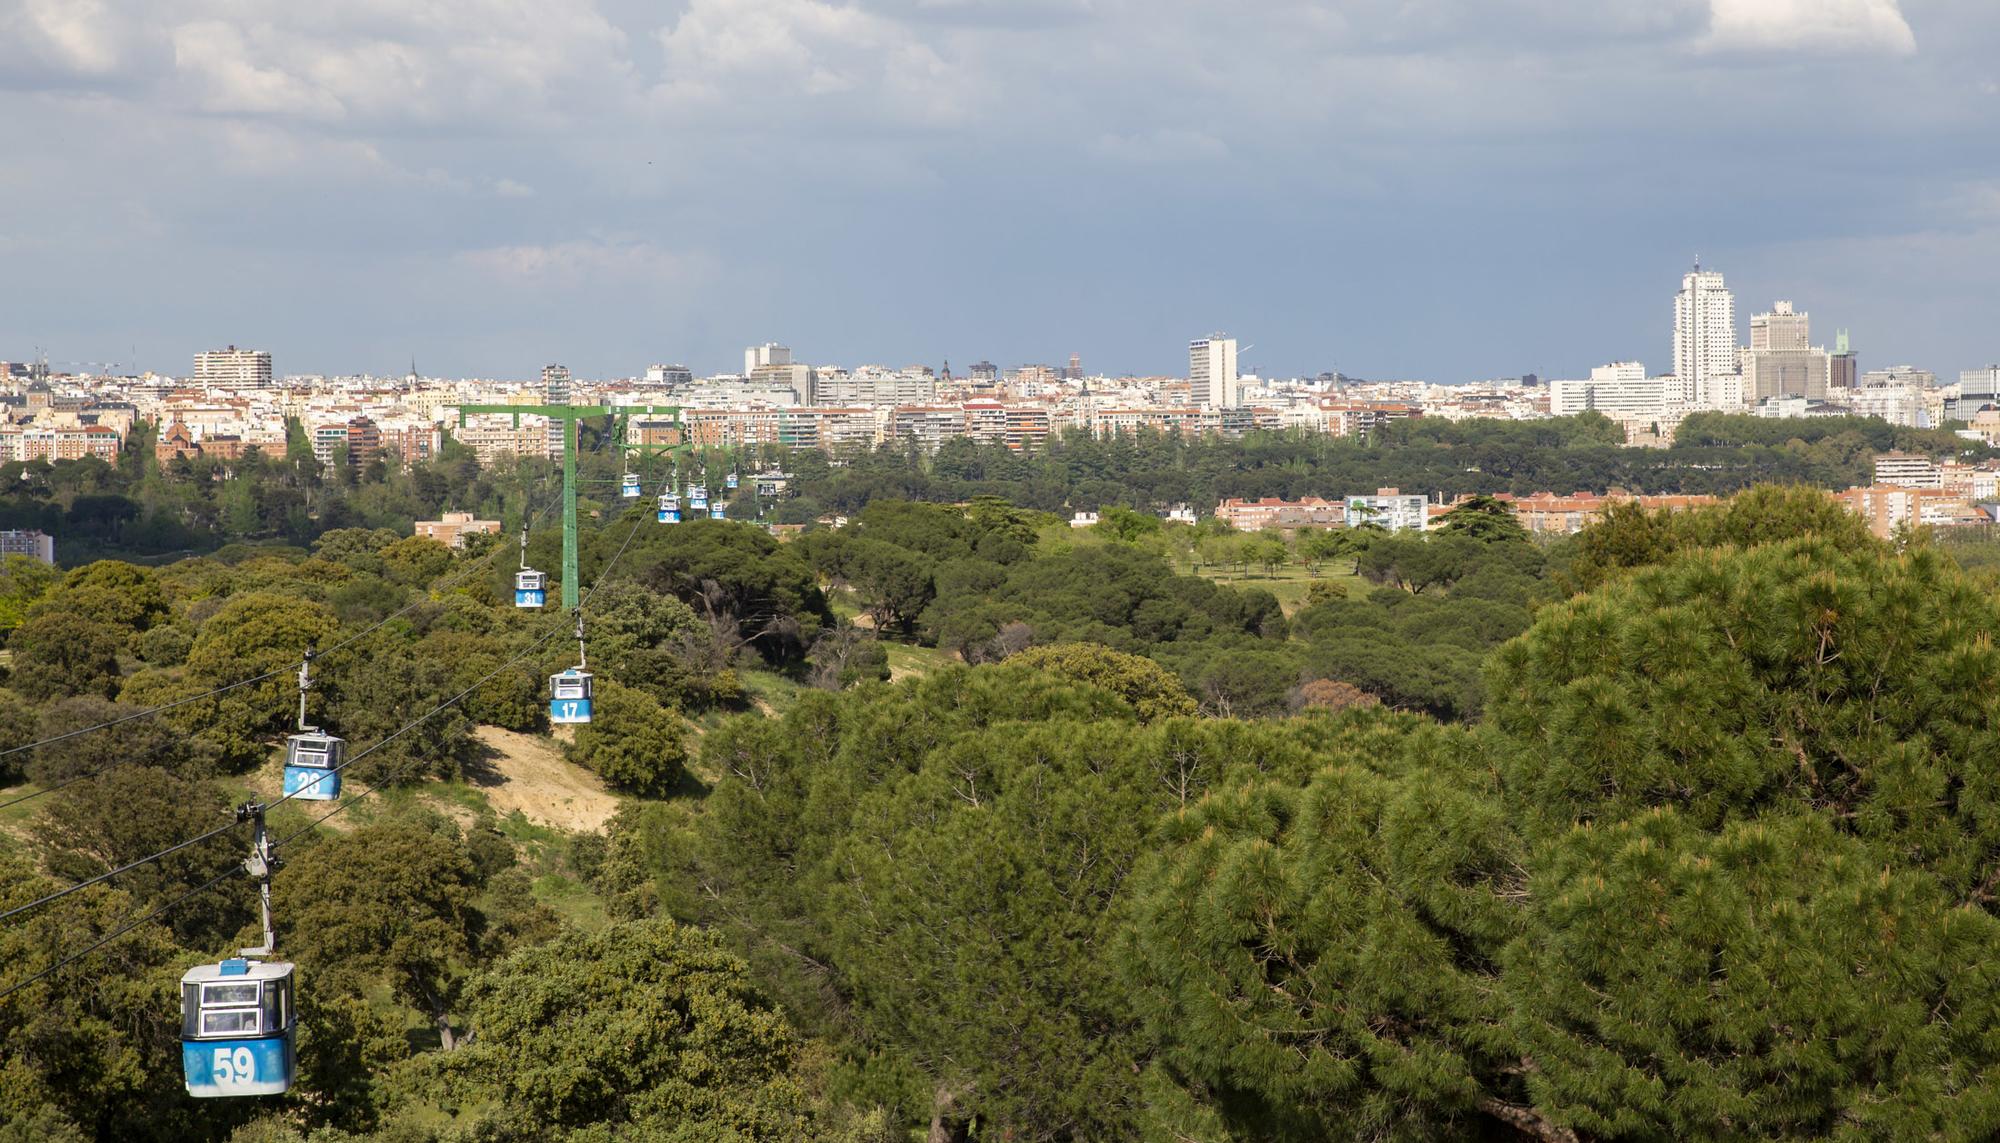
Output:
top-left (1190, 336), bottom-right (1239, 409)
top-left (194, 347), bottom-right (273, 389)
top-left (1674, 265), bottom-right (1738, 401)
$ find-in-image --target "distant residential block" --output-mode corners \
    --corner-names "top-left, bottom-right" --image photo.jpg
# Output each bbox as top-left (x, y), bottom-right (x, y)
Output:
top-left (0, 530), bottom-right (55, 564)
top-left (1215, 497), bottom-right (1346, 532)
top-left (414, 512), bottom-right (501, 548)
top-left (1345, 488), bottom-right (1429, 532)
top-left (194, 346), bottom-right (273, 389)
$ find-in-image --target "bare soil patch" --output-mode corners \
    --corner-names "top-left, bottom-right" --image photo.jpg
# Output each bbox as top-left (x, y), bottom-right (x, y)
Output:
top-left (464, 726), bottom-right (620, 833)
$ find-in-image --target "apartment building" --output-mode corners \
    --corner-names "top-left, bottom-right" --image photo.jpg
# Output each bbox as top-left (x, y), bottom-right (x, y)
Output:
top-left (1215, 497), bottom-right (1346, 532)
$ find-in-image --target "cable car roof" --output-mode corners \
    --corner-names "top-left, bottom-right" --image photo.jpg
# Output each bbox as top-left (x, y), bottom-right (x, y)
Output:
top-left (181, 959), bottom-right (292, 984)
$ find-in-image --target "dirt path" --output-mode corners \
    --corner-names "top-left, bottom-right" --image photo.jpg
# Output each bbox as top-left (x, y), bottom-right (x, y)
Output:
top-left (464, 727), bottom-right (621, 833)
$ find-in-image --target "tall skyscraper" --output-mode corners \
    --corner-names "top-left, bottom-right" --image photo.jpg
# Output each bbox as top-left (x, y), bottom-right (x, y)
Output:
top-left (542, 364), bottom-right (570, 456)
top-left (745, 343), bottom-right (791, 377)
top-left (194, 346), bottom-right (273, 388)
top-left (1743, 301), bottom-right (1838, 404)
top-left (1674, 264), bottom-right (1738, 397)
top-left (1190, 335), bottom-right (1239, 409)
top-left (1750, 301), bottom-right (1809, 351)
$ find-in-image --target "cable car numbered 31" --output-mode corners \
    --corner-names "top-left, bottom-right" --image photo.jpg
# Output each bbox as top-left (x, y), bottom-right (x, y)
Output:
top-left (549, 666), bottom-right (594, 724)
top-left (281, 731), bottom-right (344, 801)
top-left (515, 568), bottom-right (548, 608)
top-left (181, 958), bottom-right (296, 1097)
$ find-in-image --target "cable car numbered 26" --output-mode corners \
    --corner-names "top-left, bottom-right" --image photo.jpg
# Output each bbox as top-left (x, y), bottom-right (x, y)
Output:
top-left (281, 731), bottom-right (344, 801)
top-left (181, 958), bottom-right (296, 1097)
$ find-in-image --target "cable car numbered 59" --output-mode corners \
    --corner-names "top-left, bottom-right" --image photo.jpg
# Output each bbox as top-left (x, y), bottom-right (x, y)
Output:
top-left (181, 958), bottom-right (296, 1097)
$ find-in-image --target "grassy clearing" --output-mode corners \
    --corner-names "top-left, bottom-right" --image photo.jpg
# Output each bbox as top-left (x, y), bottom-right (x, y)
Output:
top-left (826, 586), bottom-right (863, 623)
top-left (1193, 564), bottom-right (1367, 615)
top-left (0, 782), bottom-right (38, 854)
top-left (884, 642), bottom-right (955, 681)
top-left (734, 668), bottom-right (806, 719)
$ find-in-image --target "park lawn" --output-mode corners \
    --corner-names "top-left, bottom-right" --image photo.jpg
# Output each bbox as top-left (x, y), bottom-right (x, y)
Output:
top-left (0, 782), bottom-right (39, 855)
top-left (732, 668), bottom-right (807, 720)
top-left (1194, 563), bottom-right (1366, 616)
top-left (884, 641), bottom-right (956, 681)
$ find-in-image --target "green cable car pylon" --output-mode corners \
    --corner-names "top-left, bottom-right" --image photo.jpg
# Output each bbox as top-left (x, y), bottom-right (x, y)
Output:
top-left (454, 398), bottom-right (686, 609)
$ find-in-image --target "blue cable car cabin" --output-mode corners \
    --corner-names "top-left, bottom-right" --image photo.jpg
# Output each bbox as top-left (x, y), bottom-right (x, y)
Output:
top-left (549, 666), bottom-right (594, 724)
top-left (280, 731), bottom-right (343, 801)
top-left (514, 568), bottom-right (548, 608)
top-left (724, 471), bottom-right (739, 490)
top-left (621, 473), bottom-right (642, 498)
top-left (711, 502), bottom-right (727, 520)
top-left (690, 485), bottom-right (709, 511)
top-left (181, 958), bottom-right (296, 1097)
top-left (656, 493), bottom-right (681, 524)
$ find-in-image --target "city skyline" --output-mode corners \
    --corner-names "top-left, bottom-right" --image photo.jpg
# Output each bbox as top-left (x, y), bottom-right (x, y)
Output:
top-left (20, 256), bottom-right (1991, 386)
top-left (4, 1), bottom-right (1998, 381)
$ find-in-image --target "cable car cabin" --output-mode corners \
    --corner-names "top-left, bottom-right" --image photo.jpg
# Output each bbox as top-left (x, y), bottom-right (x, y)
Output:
top-left (656, 493), bottom-right (681, 524)
top-left (549, 667), bottom-right (594, 724)
top-left (690, 485), bottom-right (709, 510)
top-left (514, 567), bottom-right (548, 609)
top-left (621, 473), bottom-right (642, 498)
top-left (724, 472), bottom-right (739, 490)
top-left (281, 732), bottom-right (344, 801)
top-left (710, 502), bottom-right (727, 521)
top-left (181, 959), bottom-right (296, 1097)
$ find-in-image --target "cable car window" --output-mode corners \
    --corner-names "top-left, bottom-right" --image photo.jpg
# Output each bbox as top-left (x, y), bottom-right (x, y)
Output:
top-left (262, 985), bottom-right (285, 1032)
top-left (554, 681), bottom-right (584, 699)
top-left (203, 982), bottom-right (260, 1006)
top-left (202, 1008), bottom-right (261, 1036)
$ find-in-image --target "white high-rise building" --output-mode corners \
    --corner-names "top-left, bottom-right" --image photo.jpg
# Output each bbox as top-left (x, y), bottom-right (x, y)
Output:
top-left (1190, 335), bottom-right (1239, 409)
top-left (194, 346), bottom-right (273, 389)
top-left (1549, 361), bottom-right (1669, 419)
top-left (745, 343), bottom-right (791, 377)
top-left (542, 364), bottom-right (570, 456)
top-left (1674, 264), bottom-right (1738, 399)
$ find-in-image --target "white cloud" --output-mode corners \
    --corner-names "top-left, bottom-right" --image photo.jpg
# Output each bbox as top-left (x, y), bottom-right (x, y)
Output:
top-left (651, 0), bottom-right (962, 127)
top-left (1704, 0), bottom-right (1916, 56)
top-left (456, 238), bottom-right (701, 288)
top-left (1093, 128), bottom-right (1227, 164)
top-left (171, 21), bottom-right (348, 119)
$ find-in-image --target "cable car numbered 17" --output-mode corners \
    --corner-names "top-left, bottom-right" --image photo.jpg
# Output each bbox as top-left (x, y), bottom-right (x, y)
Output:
top-left (181, 958), bottom-right (296, 1097)
top-left (549, 666), bottom-right (594, 724)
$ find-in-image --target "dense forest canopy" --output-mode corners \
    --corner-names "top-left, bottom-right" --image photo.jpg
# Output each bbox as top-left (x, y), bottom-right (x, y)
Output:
top-left (7, 433), bottom-right (2000, 1140)
top-left (8, 410), bottom-right (1990, 567)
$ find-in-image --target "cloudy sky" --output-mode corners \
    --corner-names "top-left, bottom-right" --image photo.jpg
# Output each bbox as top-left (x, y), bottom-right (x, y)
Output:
top-left (1, 0), bottom-right (1994, 381)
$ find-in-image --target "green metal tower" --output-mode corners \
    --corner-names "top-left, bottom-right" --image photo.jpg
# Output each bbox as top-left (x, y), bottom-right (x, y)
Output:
top-left (454, 401), bottom-right (685, 610)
